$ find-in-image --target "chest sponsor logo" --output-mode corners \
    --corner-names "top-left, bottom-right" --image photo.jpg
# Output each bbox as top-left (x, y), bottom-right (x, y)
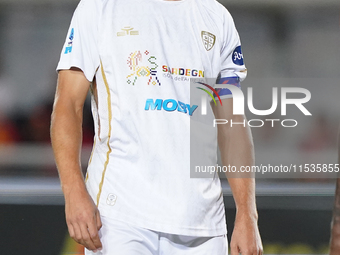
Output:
top-left (126, 50), bottom-right (161, 86)
top-left (162, 65), bottom-right (204, 81)
top-left (145, 99), bottom-right (198, 116)
top-left (126, 50), bottom-right (205, 85)
top-left (201, 31), bottom-right (216, 51)
top-left (117, 26), bottom-right (139, 36)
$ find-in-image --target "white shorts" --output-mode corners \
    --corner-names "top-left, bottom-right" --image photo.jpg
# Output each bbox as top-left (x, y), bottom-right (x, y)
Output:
top-left (85, 215), bottom-right (228, 255)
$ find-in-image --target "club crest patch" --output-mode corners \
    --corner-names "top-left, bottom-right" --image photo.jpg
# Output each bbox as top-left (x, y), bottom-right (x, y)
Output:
top-left (201, 31), bottom-right (216, 51)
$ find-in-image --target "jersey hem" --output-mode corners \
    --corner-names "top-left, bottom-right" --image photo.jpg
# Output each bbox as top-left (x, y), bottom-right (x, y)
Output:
top-left (98, 208), bottom-right (227, 237)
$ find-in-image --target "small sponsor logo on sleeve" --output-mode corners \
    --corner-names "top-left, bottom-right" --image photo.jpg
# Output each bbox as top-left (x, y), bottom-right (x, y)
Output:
top-left (64, 28), bottom-right (74, 54)
top-left (232, 46), bottom-right (244, 65)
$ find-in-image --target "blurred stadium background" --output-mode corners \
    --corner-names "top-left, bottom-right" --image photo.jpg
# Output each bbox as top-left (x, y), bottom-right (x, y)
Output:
top-left (0, 0), bottom-right (339, 254)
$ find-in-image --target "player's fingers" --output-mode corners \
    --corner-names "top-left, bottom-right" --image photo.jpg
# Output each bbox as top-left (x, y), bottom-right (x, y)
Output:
top-left (230, 243), bottom-right (239, 255)
top-left (72, 223), bottom-right (83, 244)
top-left (96, 210), bottom-right (102, 230)
top-left (240, 250), bottom-right (251, 255)
top-left (79, 223), bottom-right (97, 251)
top-left (87, 218), bottom-right (103, 250)
top-left (67, 223), bottom-right (76, 241)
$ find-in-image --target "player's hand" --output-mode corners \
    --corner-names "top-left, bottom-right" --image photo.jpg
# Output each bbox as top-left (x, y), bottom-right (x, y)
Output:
top-left (230, 212), bottom-right (263, 255)
top-left (64, 186), bottom-right (103, 252)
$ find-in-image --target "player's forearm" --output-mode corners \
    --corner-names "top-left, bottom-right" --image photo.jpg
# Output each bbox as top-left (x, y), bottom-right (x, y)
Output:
top-left (330, 128), bottom-right (340, 254)
top-left (330, 178), bottom-right (340, 254)
top-left (219, 115), bottom-right (257, 216)
top-left (51, 100), bottom-right (86, 196)
top-left (228, 178), bottom-right (257, 219)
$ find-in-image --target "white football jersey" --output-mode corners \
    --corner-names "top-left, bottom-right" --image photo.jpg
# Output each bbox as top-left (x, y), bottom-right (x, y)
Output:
top-left (57, 0), bottom-right (247, 236)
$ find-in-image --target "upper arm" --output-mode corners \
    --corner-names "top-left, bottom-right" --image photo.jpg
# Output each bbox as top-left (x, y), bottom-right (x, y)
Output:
top-left (53, 68), bottom-right (91, 114)
top-left (211, 98), bottom-right (249, 149)
top-left (211, 98), bottom-right (244, 124)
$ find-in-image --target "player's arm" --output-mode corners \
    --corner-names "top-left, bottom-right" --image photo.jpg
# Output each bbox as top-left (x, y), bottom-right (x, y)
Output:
top-left (211, 98), bottom-right (262, 255)
top-left (330, 179), bottom-right (340, 254)
top-left (51, 68), bottom-right (102, 252)
top-left (329, 126), bottom-right (340, 255)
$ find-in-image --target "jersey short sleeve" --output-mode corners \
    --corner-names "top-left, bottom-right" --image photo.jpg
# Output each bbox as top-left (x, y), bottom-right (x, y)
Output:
top-left (216, 7), bottom-right (247, 99)
top-left (56, 0), bottom-right (101, 82)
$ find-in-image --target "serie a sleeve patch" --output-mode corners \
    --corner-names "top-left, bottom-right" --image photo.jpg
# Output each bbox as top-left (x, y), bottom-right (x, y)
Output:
top-left (215, 76), bottom-right (241, 98)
